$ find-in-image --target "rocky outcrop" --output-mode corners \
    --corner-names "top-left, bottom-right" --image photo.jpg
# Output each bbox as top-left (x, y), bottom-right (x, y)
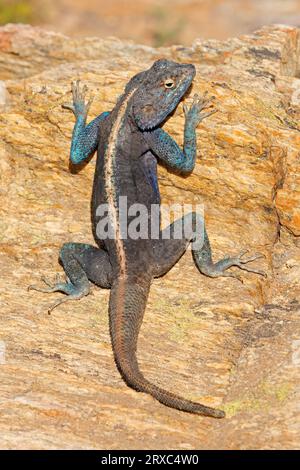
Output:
top-left (0, 23), bottom-right (300, 449)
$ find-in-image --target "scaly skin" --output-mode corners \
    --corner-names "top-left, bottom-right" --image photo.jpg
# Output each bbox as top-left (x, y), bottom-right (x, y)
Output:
top-left (30, 60), bottom-right (265, 418)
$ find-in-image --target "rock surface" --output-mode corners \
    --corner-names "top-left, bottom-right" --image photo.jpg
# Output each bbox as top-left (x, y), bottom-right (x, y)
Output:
top-left (0, 23), bottom-right (300, 449)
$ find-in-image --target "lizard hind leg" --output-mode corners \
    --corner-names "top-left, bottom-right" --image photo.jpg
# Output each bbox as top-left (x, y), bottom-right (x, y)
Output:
top-left (151, 212), bottom-right (266, 281)
top-left (28, 242), bottom-right (113, 313)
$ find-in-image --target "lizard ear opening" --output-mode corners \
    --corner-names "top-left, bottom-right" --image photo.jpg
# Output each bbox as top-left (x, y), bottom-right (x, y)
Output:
top-left (133, 103), bottom-right (160, 131)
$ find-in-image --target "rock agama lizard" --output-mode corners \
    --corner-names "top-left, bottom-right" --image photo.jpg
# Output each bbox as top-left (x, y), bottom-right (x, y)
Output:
top-left (30, 60), bottom-right (265, 418)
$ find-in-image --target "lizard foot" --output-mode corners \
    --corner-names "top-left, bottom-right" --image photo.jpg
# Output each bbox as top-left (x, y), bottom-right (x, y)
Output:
top-left (28, 274), bottom-right (69, 294)
top-left (199, 250), bottom-right (267, 282)
top-left (62, 79), bottom-right (93, 118)
top-left (183, 91), bottom-right (217, 127)
top-left (28, 275), bottom-right (89, 314)
top-left (217, 250), bottom-right (267, 282)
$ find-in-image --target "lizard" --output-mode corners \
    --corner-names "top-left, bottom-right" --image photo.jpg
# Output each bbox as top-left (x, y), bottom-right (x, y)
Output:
top-left (29, 59), bottom-right (265, 418)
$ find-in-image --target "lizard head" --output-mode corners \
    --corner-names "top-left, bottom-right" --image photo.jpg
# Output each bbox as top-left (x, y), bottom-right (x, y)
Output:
top-left (128, 59), bottom-right (196, 131)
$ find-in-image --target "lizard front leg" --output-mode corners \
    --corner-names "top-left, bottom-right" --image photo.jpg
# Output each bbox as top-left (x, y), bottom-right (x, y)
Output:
top-left (29, 243), bottom-right (113, 313)
top-left (62, 80), bottom-right (110, 164)
top-left (143, 92), bottom-right (216, 173)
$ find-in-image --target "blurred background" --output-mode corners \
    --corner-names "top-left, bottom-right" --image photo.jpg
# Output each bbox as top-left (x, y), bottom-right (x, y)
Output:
top-left (0, 0), bottom-right (300, 46)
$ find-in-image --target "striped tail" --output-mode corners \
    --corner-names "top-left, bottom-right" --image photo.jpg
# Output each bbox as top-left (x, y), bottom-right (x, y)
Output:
top-left (109, 276), bottom-right (225, 418)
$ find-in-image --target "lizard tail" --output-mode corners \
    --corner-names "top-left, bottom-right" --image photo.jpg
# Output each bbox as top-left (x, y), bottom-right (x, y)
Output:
top-left (109, 276), bottom-right (225, 418)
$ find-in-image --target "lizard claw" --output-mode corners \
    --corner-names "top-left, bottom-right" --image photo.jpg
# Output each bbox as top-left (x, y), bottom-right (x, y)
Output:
top-left (193, 91), bottom-right (215, 110)
top-left (28, 274), bottom-right (67, 293)
top-left (86, 95), bottom-right (94, 113)
top-left (62, 79), bottom-right (93, 118)
top-left (46, 296), bottom-right (75, 315)
top-left (198, 108), bottom-right (218, 120)
top-left (62, 102), bottom-right (75, 112)
top-left (231, 250), bottom-right (267, 278)
top-left (184, 92), bottom-right (217, 126)
top-left (28, 272), bottom-right (90, 314)
top-left (204, 249), bottom-right (267, 280)
top-left (221, 271), bottom-right (244, 283)
top-left (71, 80), bottom-right (87, 101)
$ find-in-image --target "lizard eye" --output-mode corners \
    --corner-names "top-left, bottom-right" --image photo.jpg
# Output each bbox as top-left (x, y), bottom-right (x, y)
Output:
top-left (164, 78), bottom-right (175, 89)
